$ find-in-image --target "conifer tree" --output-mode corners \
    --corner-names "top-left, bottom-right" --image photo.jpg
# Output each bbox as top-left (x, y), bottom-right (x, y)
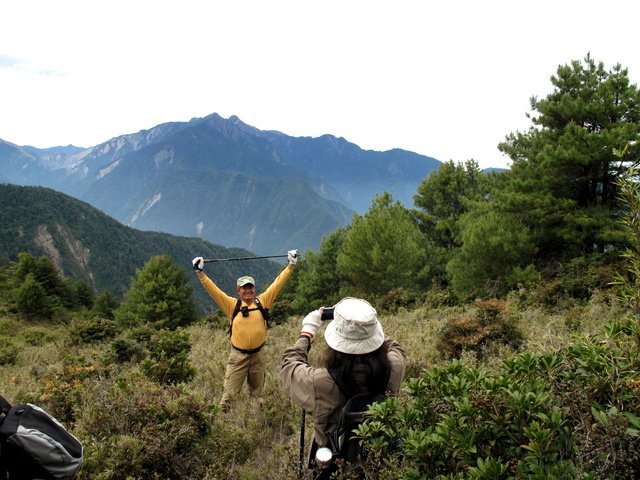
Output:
top-left (14, 273), bottom-right (53, 319)
top-left (115, 254), bottom-right (197, 330)
top-left (448, 55), bottom-right (640, 298)
top-left (498, 54), bottom-right (640, 259)
top-left (337, 192), bottom-right (430, 295)
top-left (291, 227), bottom-right (350, 312)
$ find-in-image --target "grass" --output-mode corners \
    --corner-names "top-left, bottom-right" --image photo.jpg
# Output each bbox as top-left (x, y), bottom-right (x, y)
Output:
top-left (0, 291), bottom-right (629, 479)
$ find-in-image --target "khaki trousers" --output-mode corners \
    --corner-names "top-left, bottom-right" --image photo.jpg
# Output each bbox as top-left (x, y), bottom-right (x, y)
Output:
top-left (219, 346), bottom-right (267, 408)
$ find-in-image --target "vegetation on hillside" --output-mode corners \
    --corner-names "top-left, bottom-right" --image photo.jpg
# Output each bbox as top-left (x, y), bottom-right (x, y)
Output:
top-left (1, 55), bottom-right (639, 479)
top-left (0, 183), bottom-right (281, 313)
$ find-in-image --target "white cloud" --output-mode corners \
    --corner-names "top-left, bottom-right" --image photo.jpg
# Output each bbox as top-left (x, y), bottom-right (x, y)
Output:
top-left (0, 0), bottom-right (638, 169)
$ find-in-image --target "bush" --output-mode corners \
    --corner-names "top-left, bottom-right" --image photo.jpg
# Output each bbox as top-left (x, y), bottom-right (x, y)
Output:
top-left (0, 337), bottom-right (20, 365)
top-left (37, 356), bottom-right (107, 424)
top-left (75, 375), bottom-right (258, 480)
top-left (437, 299), bottom-right (523, 359)
top-left (141, 329), bottom-right (196, 385)
top-left (356, 322), bottom-right (640, 479)
top-left (376, 287), bottom-right (422, 314)
top-left (105, 337), bottom-right (145, 364)
top-left (69, 315), bottom-right (117, 344)
top-left (22, 326), bottom-right (59, 346)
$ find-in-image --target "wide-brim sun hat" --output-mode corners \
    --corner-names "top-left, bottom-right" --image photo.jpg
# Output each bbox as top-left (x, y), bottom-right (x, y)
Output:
top-left (324, 297), bottom-right (385, 355)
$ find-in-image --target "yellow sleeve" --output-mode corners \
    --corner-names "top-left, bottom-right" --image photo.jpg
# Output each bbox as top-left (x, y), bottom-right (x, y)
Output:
top-left (196, 271), bottom-right (237, 318)
top-left (257, 264), bottom-right (293, 308)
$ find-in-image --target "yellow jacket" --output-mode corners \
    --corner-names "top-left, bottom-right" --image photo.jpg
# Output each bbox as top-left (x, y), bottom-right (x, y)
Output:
top-left (197, 265), bottom-right (293, 350)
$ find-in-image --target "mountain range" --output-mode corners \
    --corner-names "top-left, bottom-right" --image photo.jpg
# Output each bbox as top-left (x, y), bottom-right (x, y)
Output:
top-left (0, 183), bottom-right (281, 313)
top-left (0, 113), bottom-right (441, 255)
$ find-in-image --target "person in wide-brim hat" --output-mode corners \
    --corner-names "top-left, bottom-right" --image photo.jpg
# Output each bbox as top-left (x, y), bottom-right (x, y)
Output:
top-left (280, 297), bottom-right (406, 472)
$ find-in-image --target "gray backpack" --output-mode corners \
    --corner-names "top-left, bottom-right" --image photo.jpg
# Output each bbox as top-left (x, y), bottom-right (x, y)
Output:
top-left (0, 395), bottom-right (83, 479)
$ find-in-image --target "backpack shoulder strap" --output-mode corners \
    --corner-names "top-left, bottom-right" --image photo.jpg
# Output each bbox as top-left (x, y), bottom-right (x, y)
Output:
top-left (229, 298), bottom-right (242, 336)
top-left (229, 298), bottom-right (271, 337)
top-left (0, 396), bottom-right (11, 416)
top-left (254, 297), bottom-right (271, 328)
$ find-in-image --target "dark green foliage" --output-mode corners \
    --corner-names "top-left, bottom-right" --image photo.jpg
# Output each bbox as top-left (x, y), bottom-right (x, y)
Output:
top-left (141, 329), bottom-right (196, 384)
top-left (70, 280), bottom-right (95, 309)
top-left (290, 228), bottom-right (351, 313)
top-left (13, 253), bottom-right (71, 305)
top-left (69, 315), bottom-right (117, 344)
top-left (337, 193), bottom-right (431, 296)
top-left (114, 254), bottom-right (198, 331)
top-left (106, 336), bottom-right (146, 364)
top-left (413, 159), bottom-right (484, 248)
top-left (497, 54), bottom-right (640, 260)
top-left (92, 290), bottom-right (119, 319)
top-left (376, 287), bottom-right (423, 314)
top-left (357, 323), bottom-right (640, 479)
top-left (437, 299), bottom-right (524, 359)
top-left (13, 273), bottom-right (53, 319)
top-left (0, 337), bottom-right (20, 365)
top-left (446, 209), bottom-right (536, 299)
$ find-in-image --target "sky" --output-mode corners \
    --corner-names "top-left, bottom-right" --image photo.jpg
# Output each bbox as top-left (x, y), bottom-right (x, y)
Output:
top-left (1, 1), bottom-right (639, 170)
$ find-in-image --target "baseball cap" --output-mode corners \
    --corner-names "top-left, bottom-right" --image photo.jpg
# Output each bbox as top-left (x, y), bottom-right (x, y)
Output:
top-left (237, 276), bottom-right (255, 287)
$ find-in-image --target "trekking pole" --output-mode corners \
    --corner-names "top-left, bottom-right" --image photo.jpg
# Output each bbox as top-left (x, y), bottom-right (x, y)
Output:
top-left (203, 254), bottom-right (288, 263)
top-left (299, 409), bottom-right (306, 479)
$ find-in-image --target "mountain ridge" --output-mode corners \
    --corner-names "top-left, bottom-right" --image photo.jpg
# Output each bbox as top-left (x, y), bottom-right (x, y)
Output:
top-left (0, 113), bottom-right (442, 254)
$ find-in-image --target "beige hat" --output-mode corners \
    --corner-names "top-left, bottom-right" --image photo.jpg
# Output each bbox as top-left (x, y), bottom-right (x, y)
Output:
top-left (237, 276), bottom-right (255, 287)
top-left (324, 298), bottom-right (385, 354)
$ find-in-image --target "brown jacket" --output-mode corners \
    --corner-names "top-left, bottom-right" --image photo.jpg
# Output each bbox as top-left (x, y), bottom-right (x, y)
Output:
top-left (280, 335), bottom-right (406, 447)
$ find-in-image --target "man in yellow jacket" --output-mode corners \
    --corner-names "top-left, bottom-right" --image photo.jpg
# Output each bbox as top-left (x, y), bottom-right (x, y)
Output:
top-left (192, 250), bottom-right (298, 411)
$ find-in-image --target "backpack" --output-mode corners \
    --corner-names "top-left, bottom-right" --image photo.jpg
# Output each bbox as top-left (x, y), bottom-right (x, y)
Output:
top-left (326, 391), bottom-right (386, 470)
top-left (0, 395), bottom-right (83, 480)
top-left (229, 297), bottom-right (270, 336)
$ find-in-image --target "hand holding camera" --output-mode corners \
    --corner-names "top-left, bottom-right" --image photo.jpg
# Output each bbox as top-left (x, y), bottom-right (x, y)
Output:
top-left (300, 310), bottom-right (323, 338)
top-left (320, 307), bottom-right (334, 321)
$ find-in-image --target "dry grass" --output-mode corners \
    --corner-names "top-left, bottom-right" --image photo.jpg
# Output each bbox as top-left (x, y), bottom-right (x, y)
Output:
top-left (0, 294), bottom-right (630, 479)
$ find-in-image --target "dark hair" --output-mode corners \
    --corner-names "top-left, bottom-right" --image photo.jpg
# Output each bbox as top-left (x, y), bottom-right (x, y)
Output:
top-left (324, 344), bottom-right (391, 398)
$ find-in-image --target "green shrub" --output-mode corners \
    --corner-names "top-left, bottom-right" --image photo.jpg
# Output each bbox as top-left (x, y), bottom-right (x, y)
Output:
top-left (105, 337), bottom-right (145, 363)
top-left (0, 337), bottom-right (20, 365)
top-left (437, 299), bottom-right (523, 359)
top-left (68, 315), bottom-right (117, 344)
top-left (22, 326), bottom-right (59, 346)
top-left (376, 287), bottom-right (422, 314)
top-left (75, 375), bottom-right (256, 480)
top-left (356, 323), bottom-right (640, 479)
top-left (141, 329), bottom-right (196, 385)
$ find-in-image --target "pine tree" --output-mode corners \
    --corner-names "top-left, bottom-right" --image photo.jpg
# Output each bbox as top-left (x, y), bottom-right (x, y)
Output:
top-left (498, 54), bottom-right (640, 259)
top-left (14, 273), bottom-right (53, 319)
top-left (291, 227), bottom-right (350, 312)
top-left (337, 193), bottom-right (430, 295)
top-left (115, 255), bottom-right (197, 330)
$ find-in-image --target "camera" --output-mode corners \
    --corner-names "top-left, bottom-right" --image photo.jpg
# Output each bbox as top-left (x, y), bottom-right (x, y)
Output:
top-left (321, 308), bottom-right (334, 321)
